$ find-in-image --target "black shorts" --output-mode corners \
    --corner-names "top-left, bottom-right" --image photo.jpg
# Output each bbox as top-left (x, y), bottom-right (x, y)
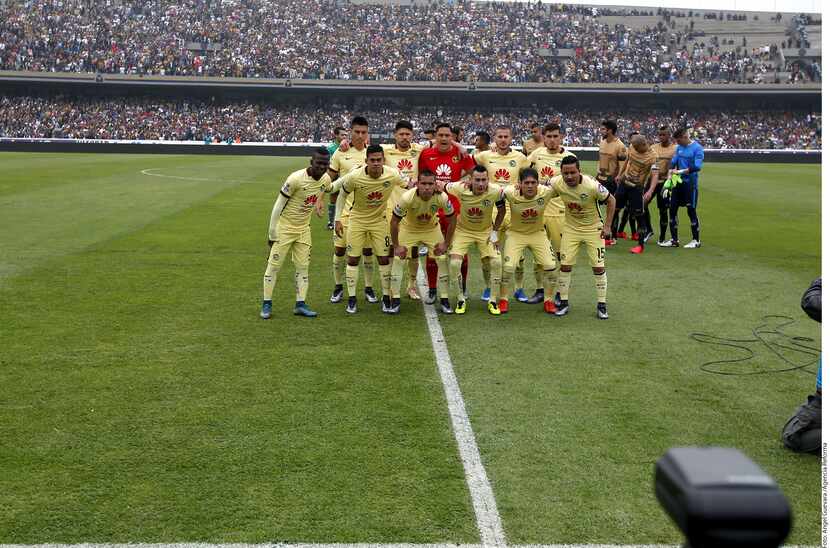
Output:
top-left (615, 184), bottom-right (645, 215)
top-left (597, 175), bottom-right (617, 195)
top-left (670, 180), bottom-right (699, 209)
top-left (654, 182), bottom-right (670, 209)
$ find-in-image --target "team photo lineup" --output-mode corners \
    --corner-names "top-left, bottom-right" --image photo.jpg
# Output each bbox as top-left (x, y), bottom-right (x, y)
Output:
top-left (261, 116), bottom-right (703, 320)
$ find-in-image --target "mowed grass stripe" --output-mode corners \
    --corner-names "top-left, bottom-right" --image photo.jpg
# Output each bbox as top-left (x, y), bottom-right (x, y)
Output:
top-left (0, 154), bottom-right (477, 543)
top-left (436, 163), bottom-right (821, 545)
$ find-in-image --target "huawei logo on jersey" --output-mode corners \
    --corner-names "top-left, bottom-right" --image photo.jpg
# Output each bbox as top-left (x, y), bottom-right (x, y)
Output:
top-left (494, 168), bottom-right (511, 181)
top-left (397, 159), bottom-right (413, 172)
top-left (367, 190), bottom-right (384, 203)
top-left (304, 194), bottom-right (318, 206)
top-left (567, 202), bottom-right (584, 212)
top-left (416, 213), bottom-right (432, 222)
top-left (467, 207), bottom-right (483, 218)
top-left (521, 209), bottom-right (539, 219)
top-left (541, 166), bottom-right (556, 179)
top-left (435, 164), bottom-right (453, 179)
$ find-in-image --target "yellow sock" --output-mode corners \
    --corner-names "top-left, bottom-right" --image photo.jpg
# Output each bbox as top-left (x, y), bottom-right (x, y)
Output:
top-left (390, 257), bottom-right (404, 299)
top-left (534, 264), bottom-right (544, 291)
top-left (362, 255), bottom-right (375, 289)
top-left (295, 266), bottom-right (309, 302)
top-left (543, 269), bottom-right (556, 301)
top-left (481, 259), bottom-right (491, 291)
top-left (333, 254), bottom-right (345, 285)
top-left (488, 256), bottom-right (502, 303)
top-left (595, 271), bottom-right (607, 304)
top-left (515, 256), bottom-right (525, 288)
top-left (263, 244), bottom-right (284, 300)
top-left (558, 270), bottom-right (571, 301)
top-left (501, 267), bottom-right (514, 300)
top-left (436, 255), bottom-right (450, 299)
top-left (379, 262), bottom-right (392, 297)
top-left (345, 264), bottom-right (359, 297)
top-left (407, 258), bottom-right (418, 288)
top-left (449, 255), bottom-right (464, 301)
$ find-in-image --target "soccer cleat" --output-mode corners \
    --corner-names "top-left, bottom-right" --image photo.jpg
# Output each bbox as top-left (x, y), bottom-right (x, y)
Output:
top-left (643, 231), bottom-right (654, 243)
top-left (488, 301), bottom-right (501, 315)
top-left (684, 240), bottom-right (701, 249)
top-left (439, 298), bottom-right (453, 314)
top-left (616, 231), bottom-right (628, 240)
top-left (480, 287), bottom-right (491, 301)
top-left (543, 300), bottom-right (557, 314)
top-left (364, 287), bottom-right (378, 303)
top-left (514, 288), bottom-right (529, 302)
top-left (596, 302), bottom-right (609, 320)
top-left (554, 292), bottom-right (562, 308)
top-left (418, 245), bottom-right (428, 256)
top-left (554, 300), bottom-right (569, 316)
top-left (407, 286), bottom-right (421, 300)
top-left (526, 288), bottom-right (545, 304)
top-left (455, 300), bottom-right (467, 315)
top-left (346, 296), bottom-right (358, 314)
top-left (605, 238), bottom-right (617, 247)
top-left (330, 284), bottom-right (344, 303)
top-left (260, 300), bottom-right (272, 319)
top-left (293, 303), bottom-right (318, 318)
top-left (381, 295), bottom-right (391, 313)
top-left (630, 245), bottom-right (644, 254)
top-left (424, 287), bottom-right (437, 305)
top-left (388, 297), bottom-right (401, 315)
top-left (326, 222), bottom-right (334, 230)
top-left (498, 299), bottom-right (509, 314)
top-left (658, 240), bottom-right (679, 248)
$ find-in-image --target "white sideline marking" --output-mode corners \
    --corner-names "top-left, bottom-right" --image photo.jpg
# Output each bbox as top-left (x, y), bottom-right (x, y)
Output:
top-left (416, 273), bottom-right (506, 546)
top-left (140, 168), bottom-right (253, 185)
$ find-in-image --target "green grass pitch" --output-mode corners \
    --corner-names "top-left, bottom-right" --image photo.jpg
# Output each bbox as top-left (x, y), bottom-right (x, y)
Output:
top-left (0, 152), bottom-right (821, 544)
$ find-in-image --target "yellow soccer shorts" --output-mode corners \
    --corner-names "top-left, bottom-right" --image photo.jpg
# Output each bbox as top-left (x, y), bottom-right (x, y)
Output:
top-left (450, 228), bottom-right (499, 259)
top-left (493, 205), bottom-right (511, 233)
top-left (544, 213), bottom-right (564, 253)
top-left (560, 228), bottom-right (606, 268)
top-left (333, 212), bottom-right (350, 249)
top-left (347, 220), bottom-right (391, 258)
top-left (502, 230), bottom-right (555, 270)
top-left (270, 226), bottom-right (312, 268)
top-left (399, 226), bottom-right (445, 257)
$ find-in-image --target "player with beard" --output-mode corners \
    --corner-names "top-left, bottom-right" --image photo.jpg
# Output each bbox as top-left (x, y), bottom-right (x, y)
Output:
top-left (597, 120), bottom-right (627, 246)
top-left (522, 122), bottom-right (544, 155)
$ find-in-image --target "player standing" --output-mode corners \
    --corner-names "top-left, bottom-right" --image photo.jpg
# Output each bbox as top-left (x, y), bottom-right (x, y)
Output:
top-left (440, 165), bottom-right (506, 315)
top-left (660, 127), bottom-right (704, 248)
top-left (551, 156), bottom-right (616, 319)
top-left (522, 122), bottom-right (544, 155)
top-left (650, 126), bottom-right (677, 245)
top-left (596, 120), bottom-right (627, 246)
top-left (334, 145), bottom-right (408, 314)
top-left (261, 148), bottom-right (333, 319)
top-left (527, 122), bottom-right (576, 306)
top-left (616, 134), bottom-right (658, 254)
top-left (325, 126), bottom-right (349, 229)
top-left (474, 131), bottom-right (491, 153)
top-left (390, 169), bottom-right (457, 314)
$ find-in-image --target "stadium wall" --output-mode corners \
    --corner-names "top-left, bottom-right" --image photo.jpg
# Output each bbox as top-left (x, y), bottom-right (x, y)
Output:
top-left (0, 138), bottom-right (820, 163)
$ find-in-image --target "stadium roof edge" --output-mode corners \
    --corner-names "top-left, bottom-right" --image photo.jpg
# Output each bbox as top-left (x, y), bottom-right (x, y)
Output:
top-left (0, 71), bottom-right (820, 95)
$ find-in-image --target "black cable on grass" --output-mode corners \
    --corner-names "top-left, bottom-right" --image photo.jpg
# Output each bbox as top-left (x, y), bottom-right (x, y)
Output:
top-left (690, 315), bottom-right (820, 376)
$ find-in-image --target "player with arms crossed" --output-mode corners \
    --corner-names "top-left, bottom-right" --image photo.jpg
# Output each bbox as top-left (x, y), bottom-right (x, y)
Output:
top-left (617, 134), bottom-right (659, 254)
top-left (334, 145), bottom-right (408, 314)
top-left (439, 165), bottom-right (506, 315)
top-left (597, 119), bottom-right (627, 246)
top-left (551, 156), bottom-right (616, 320)
top-left (650, 126), bottom-right (677, 245)
top-left (382, 120), bottom-right (423, 301)
top-left (329, 116), bottom-right (375, 305)
top-left (390, 169), bottom-right (457, 314)
top-left (528, 122), bottom-right (576, 306)
top-left (261, 148), bottom-right (334, 319)
top-left (499, 168), bottom-right (559, 314)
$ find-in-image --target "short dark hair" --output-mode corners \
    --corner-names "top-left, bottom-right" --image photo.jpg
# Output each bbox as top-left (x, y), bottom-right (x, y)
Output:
top-left (366, 144), bottom-right (384, 156)
top-left (424, 128), bottom-right (436, 135)
top-left (435, 122), bottom-right (452, 132)
top-left (334, 126), bottom-right (346, 135)
top-left (313, 146), bottom-right (330, 156)
top-left (351, 116), bottom-right (369, 128)
top-left (519, 167), bottom-right (539, 181)
top-left (475, 131), bottom-right (491, 144)
top-left (530, 121), bottom-right (540, 129)
top-left (673, 127), bottom-right (688, 139)
top-left (601, 119), bottom-right (618, 134)
top-left (658, 125), bottom-right (669, 131)
top-left (395, 120), bottom-right (414, 132)
top-left (495, 125), bottom-right (512, 133)
top-left (560, 155), bottom-right (580, 169)
top-left (472, 164), bottom-right (488, 175)
top-left (418, 168), bottom-right (436, 179)
top-left (543, 123), bottom-right (561, 134)
top-left (628, 131), bottom-right (640, 139)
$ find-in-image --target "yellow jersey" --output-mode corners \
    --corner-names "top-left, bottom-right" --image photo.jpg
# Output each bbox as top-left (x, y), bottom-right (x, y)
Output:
top-left (597, 137), bottom-right (627, 180)
top-left (528, 146), bottom-right (577, 217)
top-left (500, 185), bottom-right (555, 235)
top-left (339, 165), bottom-right (407, 225)
top-left (474, 149), bottom-right (531, 186)
top-left (274, 168), bottom-right (333, 234)
top-left (330, 145), bottom-right (368, 219)
top-left (394, 187), bottom-right (454, 233)
top-left (381, 143), bottom-right (423, 183)
top-left (549, 174), bottom-right (610, 232)
top-left (523, 137), bottom-right (544, 155)
top-left (445, 182), bottom-right (503, 233)
top-left (650, 142), bottom-right (677, 180)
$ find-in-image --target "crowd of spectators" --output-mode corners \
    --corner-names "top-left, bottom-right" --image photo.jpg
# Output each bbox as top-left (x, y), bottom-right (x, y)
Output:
top-left (0, 94), bottom-right (820, 150)
top-left (0, 0), bottom-right (807, 84)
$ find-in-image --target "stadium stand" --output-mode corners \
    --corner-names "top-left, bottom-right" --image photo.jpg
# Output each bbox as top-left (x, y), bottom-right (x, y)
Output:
top-left (0, 0), bottom-right (820, 84)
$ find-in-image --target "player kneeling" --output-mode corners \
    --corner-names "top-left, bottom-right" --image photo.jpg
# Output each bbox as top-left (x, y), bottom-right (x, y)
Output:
top-left (550, 156), bottom-right (615, 319)
top-left (440, 166), bottom-right (505, 315)
top-left (500, 168), bottom-right (559, 314)
top-left (390, 169), bottom-right (456, 314)
top-left (261, 148), bottom-right (333, 319)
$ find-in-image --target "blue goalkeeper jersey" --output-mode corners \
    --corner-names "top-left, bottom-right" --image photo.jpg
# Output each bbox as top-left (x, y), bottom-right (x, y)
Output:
top-left (671, 140), bottom-right (704, 185)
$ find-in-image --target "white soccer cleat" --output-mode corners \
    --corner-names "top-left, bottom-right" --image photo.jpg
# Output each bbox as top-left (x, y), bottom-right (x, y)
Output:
top-left (658, 240), bottom-right (678, 248)
top-left (683, 240), bottom-right (701, 249)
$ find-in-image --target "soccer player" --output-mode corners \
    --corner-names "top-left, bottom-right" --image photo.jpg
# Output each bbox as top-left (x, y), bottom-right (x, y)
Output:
top-left (334, 144), bottom-right (408, 314)
top-left (261, 148), bottom-right (333, 319)
top-left (597, 120), bottom-right (627, 246)
top-left (382, 120), bottom-right (423, 300)
top-left (328, 116), bottom-right (374, 305)
top-left (522, 122), bottom-right (544, 155)
top-left (660, 127), bottom-right (704, 248)
top-left (474, 131), bottom-right (491, 153)
top-left (474, 125), bottom-right (532, 302)
top-left (390, 169), bottom-right (456, 314)
top-left (451, 126), bottom-right (465, 144)
top-left (323, 126), bottom-right (349, 229)
top-left (527, 122), bottom-right (576, 306)
top-left (421, 127), bottom-right (435, 147)
top-left (650, 126), bottom-right (677, 245)
top-left (616, 134), bottom-right (658, 254)
top-left (551, 156), bottom-right (616, 320)
top-left (499, 168), bottom-right (559, 314)
top-left (440, 165), bottom-right (506, 315)
top-left (418, 123), bottom-right (476, 304)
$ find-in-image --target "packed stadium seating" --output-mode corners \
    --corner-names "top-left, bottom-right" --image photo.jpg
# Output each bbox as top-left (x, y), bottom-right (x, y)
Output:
top-left (0, 0), bottom-right (819, 84)
top-left (0, 94), bottom-right (820, 150)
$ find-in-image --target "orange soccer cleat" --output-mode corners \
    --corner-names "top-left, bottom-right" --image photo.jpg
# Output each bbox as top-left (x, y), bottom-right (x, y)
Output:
top-left (543, 300), bottom-right (557, 314)
top-left (630, 245), bottom-right (644, 254)
top-left (498, 299), bottom-right (509, 314)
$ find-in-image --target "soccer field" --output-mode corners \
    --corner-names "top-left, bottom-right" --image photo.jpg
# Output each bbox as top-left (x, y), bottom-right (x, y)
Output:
top-left (0, 152), bottom-right (821, 545)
